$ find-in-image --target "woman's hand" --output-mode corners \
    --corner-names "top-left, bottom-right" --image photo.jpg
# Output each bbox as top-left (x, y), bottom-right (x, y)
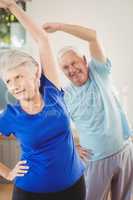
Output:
top-left (0, 0), bottom-right (15, 9)
top-left (7, 160), bottom-right (29, 181)
top-left (0, 0), bottom-right (61, 89)
top-left (42, 22), bottom-right (62, 33)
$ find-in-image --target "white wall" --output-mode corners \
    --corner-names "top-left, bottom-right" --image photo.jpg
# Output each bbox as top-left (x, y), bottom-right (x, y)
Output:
top-left (25, 0), bottom-right (133, 124)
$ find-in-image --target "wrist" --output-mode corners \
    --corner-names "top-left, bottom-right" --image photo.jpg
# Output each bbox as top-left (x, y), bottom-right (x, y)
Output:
top-left (58, 23), bottom-right (64, 31)
top-left (5, 169), bottom-right (12, 181)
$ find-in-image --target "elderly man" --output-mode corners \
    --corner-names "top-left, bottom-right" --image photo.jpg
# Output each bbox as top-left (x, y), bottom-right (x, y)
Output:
top-left (43, 22), bottom-right (133, 200)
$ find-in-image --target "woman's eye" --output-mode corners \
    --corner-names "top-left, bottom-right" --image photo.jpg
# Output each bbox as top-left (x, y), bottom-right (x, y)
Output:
top-left (16, 75), bottom-right (23, 79)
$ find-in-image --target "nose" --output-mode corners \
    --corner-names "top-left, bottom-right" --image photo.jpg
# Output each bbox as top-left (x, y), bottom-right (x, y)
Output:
top-left (69, 65), bottom-right (75, 75)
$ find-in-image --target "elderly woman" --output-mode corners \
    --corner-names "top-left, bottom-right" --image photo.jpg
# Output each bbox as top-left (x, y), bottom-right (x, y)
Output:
top-left (0, 0), bottom-right (85, 200)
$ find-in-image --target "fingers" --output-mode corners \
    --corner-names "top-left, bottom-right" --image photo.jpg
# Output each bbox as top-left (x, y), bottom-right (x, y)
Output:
top-left (15, 160), bottom-right (29, 176)
top-left (0, 0), bottom-right (11, 8)
top-left (77, 146), bottom-right (94, 155)
top-left (16, 169), bottom-right (28, 177)
top-left (42, 23), bottom-right (49, 29)
top-left (82, 150), bottom-right (94, 157)
top-left (43, 26), bottom-right (49, 31)
top-left (80, 151), bottom-right (89, 157)
top-left (16, 173), bottom-right (25, 177)
top-left (8, 160), bottom-right (29, 180)
top-left (19, 165), bottom-right (29, 170)
top-left (18, 160), bottom-right (27, 165)
top-left (79, 151), bottom-right (89, 160)
top-left (81, 156), bottom-right (90, 163)
top-left (17, 169), bottom-right (28, 174)
top-left (77, 146), bottom-right (94, 162)
top-left (42, 23), bottom-right (57, 33)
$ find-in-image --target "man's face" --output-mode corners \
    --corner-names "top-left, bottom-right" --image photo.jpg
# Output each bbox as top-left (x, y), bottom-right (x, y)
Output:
top-left (3, 64), bottom-right (38, 101)
top-left (59, 51), bottom-right (89, 86)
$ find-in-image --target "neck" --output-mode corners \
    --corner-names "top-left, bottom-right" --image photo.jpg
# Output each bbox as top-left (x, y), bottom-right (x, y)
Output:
top-left (20, 90), bottom-right (44, 114)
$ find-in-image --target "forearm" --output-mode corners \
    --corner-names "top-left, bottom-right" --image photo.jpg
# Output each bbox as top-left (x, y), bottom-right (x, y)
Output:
top-left (59, 23), bottom-right (97, 42)
top-left (8, 2), bottom-right (60, 87)
top-left (8, 2), bottom-right (48, 43)
top-left (0, 162), bottom-right (10, 180)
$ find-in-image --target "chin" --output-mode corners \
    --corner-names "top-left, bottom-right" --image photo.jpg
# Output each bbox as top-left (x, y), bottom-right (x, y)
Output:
top-left (74, 79), bottom-right (88, 86)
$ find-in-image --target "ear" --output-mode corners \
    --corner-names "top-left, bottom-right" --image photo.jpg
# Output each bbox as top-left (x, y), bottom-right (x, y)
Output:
top-left (83, 55), bottom-right (87, 65)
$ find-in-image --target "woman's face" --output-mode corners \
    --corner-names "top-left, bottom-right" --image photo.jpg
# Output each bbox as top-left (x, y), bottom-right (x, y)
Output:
top-left (3, 64), bottom-right (39, 101)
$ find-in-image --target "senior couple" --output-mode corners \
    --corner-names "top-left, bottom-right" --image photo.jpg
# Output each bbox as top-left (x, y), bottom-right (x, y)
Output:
top-left (0, 1), bottom-right (132, 200)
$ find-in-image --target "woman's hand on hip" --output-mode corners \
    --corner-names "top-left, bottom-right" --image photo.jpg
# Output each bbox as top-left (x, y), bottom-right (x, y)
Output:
top-left (7, 160), bottom-right (29, 181)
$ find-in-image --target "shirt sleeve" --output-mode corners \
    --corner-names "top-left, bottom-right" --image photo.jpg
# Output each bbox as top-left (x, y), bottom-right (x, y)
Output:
top-left (89, 58), bottom-right (112, 78)
top-left (39, 74), bottom-right (64, 105)
top-left (0, 109), bottom-right (12, 137)
top-left (63, 87), bottom-right (75, 120)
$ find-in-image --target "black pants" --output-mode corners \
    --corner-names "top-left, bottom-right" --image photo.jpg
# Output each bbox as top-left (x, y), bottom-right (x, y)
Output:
top-left (12, 176), bottom-right (86, 200)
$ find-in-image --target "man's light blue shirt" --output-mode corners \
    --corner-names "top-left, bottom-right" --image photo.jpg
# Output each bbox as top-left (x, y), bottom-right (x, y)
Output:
top-left (64, 58), bottom-right (133, 161)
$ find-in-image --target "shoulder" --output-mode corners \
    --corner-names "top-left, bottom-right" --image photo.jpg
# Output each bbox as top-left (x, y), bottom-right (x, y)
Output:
top-left (89, 57), bottom-right (111, 69)
top-left (39, 74), bottom-right (65, 108)
top-left (0, 104), bottom-right (18, 119)
top-left (63, 84), bottom-right (74, 99)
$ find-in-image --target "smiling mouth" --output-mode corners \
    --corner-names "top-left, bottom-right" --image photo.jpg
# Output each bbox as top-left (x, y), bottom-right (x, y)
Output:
top-left (71, 72), bottom-right (81, 79)
top-left (15, 89), bottom-right (25, 95)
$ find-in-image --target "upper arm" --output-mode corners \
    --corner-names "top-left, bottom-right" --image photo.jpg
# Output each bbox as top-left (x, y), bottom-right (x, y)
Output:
top-left (38, 34), bottom-right (61, 90)
top-left (8, 3), bottom-right (61, 90)
top-left (89, 36), bottom-right (107, 64)
top-left (89, 57), bottom-right (112, 78)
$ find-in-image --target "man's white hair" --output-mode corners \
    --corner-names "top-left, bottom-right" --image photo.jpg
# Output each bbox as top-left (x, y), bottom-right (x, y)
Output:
top-left (0, 49), bottom-right (38, 78)
top-left (57, 46), bottom-right (83, 62)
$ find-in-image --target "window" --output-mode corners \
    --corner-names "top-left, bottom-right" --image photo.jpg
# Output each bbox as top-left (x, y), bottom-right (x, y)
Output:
top-left (0, 2), bottom-right (26, 48)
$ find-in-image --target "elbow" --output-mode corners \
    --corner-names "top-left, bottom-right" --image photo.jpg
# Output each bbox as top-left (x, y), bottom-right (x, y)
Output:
top-left (86, 29), bottom-right (97, 42)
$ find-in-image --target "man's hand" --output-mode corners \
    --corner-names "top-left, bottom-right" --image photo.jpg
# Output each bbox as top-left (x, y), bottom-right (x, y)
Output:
top-left (43, 22), bottom-right (106, 63)
top-left (7, 160), bottom-right (29, 181)
top-left (42, 22), bottom-right (62, 33)
top-left (76, 145), bottom-right (93, 162)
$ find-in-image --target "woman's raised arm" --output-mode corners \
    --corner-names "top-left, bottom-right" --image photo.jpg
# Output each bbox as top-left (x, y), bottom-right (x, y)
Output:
top-left (0, 0), bottom-right (61, 89)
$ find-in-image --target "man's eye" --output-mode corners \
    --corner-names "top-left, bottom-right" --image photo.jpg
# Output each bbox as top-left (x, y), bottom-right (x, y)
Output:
top-left (6, 80), bottom-right (10, 84)
top-left (64, 66), bottom-right (68, 70)
top-left (72, 62), bottom-right (76, 66)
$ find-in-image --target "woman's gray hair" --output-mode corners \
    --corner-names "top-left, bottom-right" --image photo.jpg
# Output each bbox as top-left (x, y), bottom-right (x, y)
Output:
top-left (0, 49), bottom-right (38, 78)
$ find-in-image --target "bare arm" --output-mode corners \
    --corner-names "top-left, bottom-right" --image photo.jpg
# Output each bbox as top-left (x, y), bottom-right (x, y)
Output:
top-left (1, 0), bottom-right (60, 89)
top-left (0, 162), bottom-right (11, 180)
top-left (0, 160), bottom-right (29, 181)
top-left (0, 133), bottom-right (29, 181)
top-left (43, 23), bottom-right (107, 63)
